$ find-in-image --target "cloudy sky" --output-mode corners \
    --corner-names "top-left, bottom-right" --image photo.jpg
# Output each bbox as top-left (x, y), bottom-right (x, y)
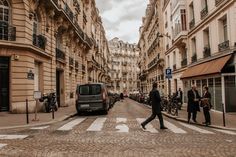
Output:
top-left (95, 0), bottom-right (148, 44)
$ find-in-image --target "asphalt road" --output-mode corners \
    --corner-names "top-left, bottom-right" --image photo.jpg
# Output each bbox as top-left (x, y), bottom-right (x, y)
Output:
top-left (0, 99), bottom-right (235, 157)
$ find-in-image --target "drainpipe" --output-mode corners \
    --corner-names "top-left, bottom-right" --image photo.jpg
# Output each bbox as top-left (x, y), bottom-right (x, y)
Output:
top-left (221, 75), bottom-right (226, 112)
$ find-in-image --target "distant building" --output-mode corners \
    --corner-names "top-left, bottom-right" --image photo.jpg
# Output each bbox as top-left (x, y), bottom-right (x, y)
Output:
top-left (108, 38), bottom-right (140, 95)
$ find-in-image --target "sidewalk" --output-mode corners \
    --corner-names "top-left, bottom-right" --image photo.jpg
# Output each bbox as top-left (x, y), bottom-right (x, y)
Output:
top-left (162, 104), bottom-right (236, 131)
top-left (0, 105), bottom-right (77, 130)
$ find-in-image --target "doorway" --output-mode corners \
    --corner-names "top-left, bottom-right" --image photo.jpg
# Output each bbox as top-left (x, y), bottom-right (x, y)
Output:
top-left (0, 57), bottom-right (9, 111)
top-left (56, 70), bottom-right (64, 107)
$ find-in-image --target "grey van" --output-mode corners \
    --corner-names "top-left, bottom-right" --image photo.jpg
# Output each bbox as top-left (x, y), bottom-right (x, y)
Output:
top-left (76, 83), bottom-right (110, 114)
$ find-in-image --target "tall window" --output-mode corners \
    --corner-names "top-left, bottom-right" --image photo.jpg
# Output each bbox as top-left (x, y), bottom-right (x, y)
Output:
top-left (223, 18), bottom-right (228, 42)
top-left (0, 0), bottom-right (9, 40)
top-left (180, 9), bottom-right (186, 31)
top-left (189, 2), bottom-right (194, 20)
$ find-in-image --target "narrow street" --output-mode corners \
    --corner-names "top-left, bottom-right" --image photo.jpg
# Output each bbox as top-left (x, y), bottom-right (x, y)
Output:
top-left (0, 99), bottom-right (235, 157)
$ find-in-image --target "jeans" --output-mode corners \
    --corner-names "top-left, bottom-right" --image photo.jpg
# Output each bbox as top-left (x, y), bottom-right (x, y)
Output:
top-left (203, 107), bottom-right (211, 124)
top-left (188, 111), bottom-right (197, 122)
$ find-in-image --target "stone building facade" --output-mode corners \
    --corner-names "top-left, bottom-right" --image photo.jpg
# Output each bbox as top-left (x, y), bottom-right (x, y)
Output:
top-left (138, 0), bottom-right (166, 96)
top-left (0, 0), bottom-right (109, 113)
top-left (108, 37), bottom-right (140, 95)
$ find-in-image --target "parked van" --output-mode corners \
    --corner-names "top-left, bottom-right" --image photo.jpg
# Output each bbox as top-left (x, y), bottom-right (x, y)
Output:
top-left (76, 83), bottom-right (110, 115)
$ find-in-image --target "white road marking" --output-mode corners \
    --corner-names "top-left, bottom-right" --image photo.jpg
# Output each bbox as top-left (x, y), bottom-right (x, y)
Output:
top-left (87, 118), bottom-right (107, 131)
top-left (116, 118), bottom-right (127, 123)
top-left (0, 144), bottom-right (7, 149)
top-left (57, 118), bottom-right (86, 131)
top-left (213, 129), bottom-right (236, 135)
top-left (116, 124), bottom-right (129, 133)
top-left (164, 120), bottom-right (187, 134)
top-left (136, 118), bottom-right (158, 133)
top-left (30, 126), bottom-right (49, 130)
top-left (0, 135), bottom-right (28, 140)
top-left (179, 122), bottom-right (214, 134)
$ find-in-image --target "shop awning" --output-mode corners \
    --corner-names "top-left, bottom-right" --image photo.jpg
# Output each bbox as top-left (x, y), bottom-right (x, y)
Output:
top-left (181, 55), bottom-right (231, 79)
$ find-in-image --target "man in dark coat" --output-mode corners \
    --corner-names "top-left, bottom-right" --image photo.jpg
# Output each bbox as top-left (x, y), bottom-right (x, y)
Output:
top-left (187, 85), bottom-right (200, 123)
top-left (141, 82), bottom-right (167, 130)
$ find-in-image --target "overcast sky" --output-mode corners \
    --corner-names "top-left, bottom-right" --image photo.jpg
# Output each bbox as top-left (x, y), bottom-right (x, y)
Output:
top-left (95, 0), bottom-right (148, 44)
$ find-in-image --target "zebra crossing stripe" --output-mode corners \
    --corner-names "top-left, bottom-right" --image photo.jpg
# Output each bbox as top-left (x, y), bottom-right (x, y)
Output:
top-left (0, 144), bottom-right (7, 149)
top-left (31, 126), bottom-right (49, 130)
top-left (87, 118), bottom-right (107, 131)
top-left (116, 118), bottom-right (127, 123)
top-left (212, 129), bottom-right (236, 135)
top-left (57, 118), bottom-right (86, 131)
top-left (179, 122), bottom-right (215, 134)
top-left (136, 118), bottom-right (158, 133)
top-left (0, 135), bottom-right (28, 140)
top-left (164, 120), bottom-right (187, 134)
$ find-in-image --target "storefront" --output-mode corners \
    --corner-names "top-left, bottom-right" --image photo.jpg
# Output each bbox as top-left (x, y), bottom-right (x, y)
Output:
top-left (181, 54), bottom-right (236, 112)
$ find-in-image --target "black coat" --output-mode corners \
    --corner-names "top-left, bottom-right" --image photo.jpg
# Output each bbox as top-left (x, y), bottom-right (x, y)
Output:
top-left (187, 89), bottom-right (200, 112)
top-left (202, 91), bottom-right (212, 109)
top-left (149, 88), bottom-right (162, 114)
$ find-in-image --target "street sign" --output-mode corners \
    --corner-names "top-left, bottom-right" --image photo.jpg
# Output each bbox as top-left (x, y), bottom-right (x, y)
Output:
top-left (165, 68), bottom-right (172, 79)
top-left (34, 91), bottom-right (41, 99)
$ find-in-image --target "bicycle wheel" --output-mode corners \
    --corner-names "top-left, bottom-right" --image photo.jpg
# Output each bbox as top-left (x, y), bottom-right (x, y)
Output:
top-left (170, 103), bottom-right (177, 115)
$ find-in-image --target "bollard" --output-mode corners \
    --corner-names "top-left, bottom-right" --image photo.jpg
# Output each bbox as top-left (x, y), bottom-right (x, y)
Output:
top-left (26, 99), bottom-right (29, 124)
top-left (222, 103), bottom-right (226, 127)
top-left (52, 108), bottom-right (55, 119)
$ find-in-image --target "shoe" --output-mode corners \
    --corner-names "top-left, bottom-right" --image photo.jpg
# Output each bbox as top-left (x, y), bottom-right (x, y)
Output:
top-left (193, 120), bottom-right (197, 123)
top-left (202, 122), bottom-right (207, 124)
top-left (160, 126), bottom-right (168, 130)
top-left (141, 123), bottom-right (146, 130)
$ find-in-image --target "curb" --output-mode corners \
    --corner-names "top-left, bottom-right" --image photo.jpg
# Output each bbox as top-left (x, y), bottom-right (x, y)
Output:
top-left (0, 112), bottom-right (77, 130)
top-left (141, 103), bottom-right (236, 132)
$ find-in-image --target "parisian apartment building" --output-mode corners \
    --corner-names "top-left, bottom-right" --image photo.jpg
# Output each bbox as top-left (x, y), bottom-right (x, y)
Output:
top-left (139, 0), bottom-right (236, 112)
top-left (108, 37), bottom-right (140, 95)
top-left (0, 0), bottom-right (110, 113)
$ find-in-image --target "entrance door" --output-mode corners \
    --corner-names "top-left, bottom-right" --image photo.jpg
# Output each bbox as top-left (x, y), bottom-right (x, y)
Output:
top-left (0, 57), bottom-right (9, 111)
top-left (56, 70), bottom-right (61, 107)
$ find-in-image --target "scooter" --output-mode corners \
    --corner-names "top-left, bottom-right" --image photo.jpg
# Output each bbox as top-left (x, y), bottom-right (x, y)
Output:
top-left (39, 92), bottom-right (58, 113)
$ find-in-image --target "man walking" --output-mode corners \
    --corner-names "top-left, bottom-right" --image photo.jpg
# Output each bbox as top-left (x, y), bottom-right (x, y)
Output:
top-left (141, 82), bottom-right (167, 130)
top-left (187, 85), bottom-right (200, 123)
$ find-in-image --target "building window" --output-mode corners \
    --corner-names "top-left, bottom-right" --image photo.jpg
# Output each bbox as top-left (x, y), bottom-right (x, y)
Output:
top-left (0, 0), bottom-right (10, 40)
top-left (223, 18), bottom-right (228, 42)
top-left (180, 9), bottom-right (187, 31)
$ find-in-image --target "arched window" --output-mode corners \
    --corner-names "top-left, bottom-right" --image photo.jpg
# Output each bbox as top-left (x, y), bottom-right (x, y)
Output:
top-left (0, 0), bottom-right (10, 40)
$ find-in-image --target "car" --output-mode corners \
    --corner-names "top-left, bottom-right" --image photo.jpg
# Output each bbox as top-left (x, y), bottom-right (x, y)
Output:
top-left (108, 92), bottom-right (116, 108)
top-left (76, 83), bottom-right (110, 115)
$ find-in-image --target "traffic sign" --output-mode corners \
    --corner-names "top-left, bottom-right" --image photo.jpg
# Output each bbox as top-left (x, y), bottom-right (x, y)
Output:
top-left (165, 68), bottom-right (172, 79)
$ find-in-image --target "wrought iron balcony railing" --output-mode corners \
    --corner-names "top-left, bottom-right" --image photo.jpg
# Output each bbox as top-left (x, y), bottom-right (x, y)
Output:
top-left (75, 61), bottom-right (79, 69)
top-left (0, 22), bottom-right (16, 41)
top-left (189, 18), bottom-right (195, 30)
top-left (33, 34), bottom-right (47, 50)
top-left (215, 0), bottom-right (225, 6)
top-left (201, 6), bottom-right (208, 19)
top-left (218, 40), bottom-right (229, 52)
top-left (203, 47), bottom-right (211, 58)
top-left (64, 3), bottom-right (74, 22)
top-left (56, 48), bottom-right (65, 60)
top-left (181, 58), bottom-right (187, 67)
top-left (69, 57), bottom-right (74, 66)
top-left (191, 53), bottom-right (197, 63)
top-left (173, 64), bottom-right (177, 71)
top-left (82, 65), bottom-right (86, 71)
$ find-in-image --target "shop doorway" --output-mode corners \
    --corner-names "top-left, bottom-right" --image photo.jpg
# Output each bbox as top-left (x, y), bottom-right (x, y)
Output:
top-left (56, 70), bottom-right (64, 107)
top-left (0, 57), bottom-right (9, 111)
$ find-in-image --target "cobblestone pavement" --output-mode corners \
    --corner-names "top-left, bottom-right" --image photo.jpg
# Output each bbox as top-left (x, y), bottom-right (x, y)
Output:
top-left (0, 99), bottom-right (236, 157)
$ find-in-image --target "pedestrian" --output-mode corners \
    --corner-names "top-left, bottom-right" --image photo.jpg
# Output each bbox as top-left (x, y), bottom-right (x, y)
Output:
top-left (201, 86), bottom-right (212, 126)
top-left (141, 82), bottom-right (167, 130)
top-left (120, 93), bottom-right (124, 100)
top-left (175, 88), bottom-right (183, 110)
top-left (187, 85), bottom-right (200, 123)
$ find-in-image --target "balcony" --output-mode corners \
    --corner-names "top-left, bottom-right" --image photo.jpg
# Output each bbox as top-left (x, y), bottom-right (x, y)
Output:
top-left (82, 64), bottom-right (86, 71)
top-left (181, 58), bottom-right (187, 67)
top-left (84, 34), bottom-right (93, 48)
top-left (33, 34), bottom-right (47, 50)
top-left (69, 57), bottom-right (74, 67)
top-left (218, 40), bottom-right (229, 52)
top-left (191, 53), bottom-right (197, 63)
top-left (64, 3), bottom-right (74, 22)
top-left (215, 0), bottom-right (225, 6)
top-left (75, 60), bottom-right (79, 69)
top-left (56, 48), bottom-right (65, 61)
top-left (0, 22), bottom-right (16, 41)
top-left (200, 6), bottom-right (208, 19)
top-left (189, 18), bottom-right (195, 30)
top-left (173, 64), bottom-right (177, 71)
top-left (73, 0), bottom-right (81, 13)
top-left (203, 47), bottom-right (211, 58)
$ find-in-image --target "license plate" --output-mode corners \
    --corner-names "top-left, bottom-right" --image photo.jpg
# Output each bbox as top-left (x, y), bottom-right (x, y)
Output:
top-left (81, 104), bottom-right (89, 108)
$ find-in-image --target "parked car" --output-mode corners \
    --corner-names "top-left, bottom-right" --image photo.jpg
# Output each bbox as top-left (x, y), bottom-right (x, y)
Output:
top-left (76, 83), bottom-right (110, 115)
top-left (143, 93), bottom-right (150, 105)
top-left (108, 92), bottom-right (116, 108)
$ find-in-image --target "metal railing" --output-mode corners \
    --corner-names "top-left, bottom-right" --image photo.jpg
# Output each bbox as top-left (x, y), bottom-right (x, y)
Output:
top-left (181, 58), bottom-right (187, 67)
top-left (69, 57), bottom-right (74, 66)
top-left (215, 0), bottom-right (225, 6)
top-left (203, 47), bottom-right (211, 58)
top-left (64, 3), bottom-right (74, 22)
top-left (56, 48), bottom-right (65, 60)
top-left (33, 34), bottom-right (47, 50)
top-left (200, 5), bottom-right (208, 19)
top-left (218, 40), bottom-right (229, 52)
top-left (75, 61), bottom-right (79, 69)
top-left (189, 18), bottom-right (195, 30)
top-left (191, 53), bottom-right (197, 63)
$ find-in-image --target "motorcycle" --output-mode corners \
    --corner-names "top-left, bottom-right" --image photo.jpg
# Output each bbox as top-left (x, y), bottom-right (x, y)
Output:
top-left (39, 92), bottom-right (58, 113)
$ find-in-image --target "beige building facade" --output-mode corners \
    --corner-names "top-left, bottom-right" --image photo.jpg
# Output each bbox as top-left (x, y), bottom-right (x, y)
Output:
top-left (162, 0), bottom-right (236, 112)
top-left (138, 0), bottom-right (166, 96)
top-left (108, 37), bottom-right (140, 95)
top-left (0, 0), bottom-right (109, 113)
